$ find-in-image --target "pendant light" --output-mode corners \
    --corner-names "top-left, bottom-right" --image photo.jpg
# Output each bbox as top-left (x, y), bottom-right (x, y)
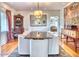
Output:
top-left (33, 2), bottom-right (43, 19)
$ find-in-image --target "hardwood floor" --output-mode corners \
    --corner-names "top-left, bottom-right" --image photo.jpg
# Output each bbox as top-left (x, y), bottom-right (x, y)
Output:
top-left (1, 40), bottom-right (18, 57)
top-left (1, 37), bottom-right (79, 57)
top-left (60, 38), bottom-right (79, 57)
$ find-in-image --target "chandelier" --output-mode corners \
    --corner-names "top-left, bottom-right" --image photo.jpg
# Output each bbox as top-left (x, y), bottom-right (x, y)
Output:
top-left (33, 2), bottom-right (43, 19)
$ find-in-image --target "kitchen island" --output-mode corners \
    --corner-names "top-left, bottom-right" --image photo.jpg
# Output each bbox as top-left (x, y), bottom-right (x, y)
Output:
top-left (25, 31), bottom-right (52, 57)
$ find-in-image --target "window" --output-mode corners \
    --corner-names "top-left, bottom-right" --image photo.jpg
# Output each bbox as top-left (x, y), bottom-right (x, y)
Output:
top-left (1, 10), bottom-right (8, 32)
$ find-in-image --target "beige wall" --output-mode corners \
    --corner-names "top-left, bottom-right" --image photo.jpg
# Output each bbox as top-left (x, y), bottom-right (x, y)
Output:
top-left (60, 8), bottom-right (64, 33)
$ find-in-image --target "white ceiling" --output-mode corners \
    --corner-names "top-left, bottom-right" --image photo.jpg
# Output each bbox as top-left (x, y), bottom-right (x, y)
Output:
top-left (5, 2), bottom-right (69, 11)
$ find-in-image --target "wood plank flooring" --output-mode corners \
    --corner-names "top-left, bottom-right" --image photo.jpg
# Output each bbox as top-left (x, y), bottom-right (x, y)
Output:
top-left (60, 38), bottom-right (79, 57)
top-left (1, 40), bottom-right (18, 57)
top-left (1, 38), bottom-right (79, 57)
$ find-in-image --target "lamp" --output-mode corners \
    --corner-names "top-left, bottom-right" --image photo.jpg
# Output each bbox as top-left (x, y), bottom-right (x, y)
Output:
top-left (33, 2), bottom-right (43, 19)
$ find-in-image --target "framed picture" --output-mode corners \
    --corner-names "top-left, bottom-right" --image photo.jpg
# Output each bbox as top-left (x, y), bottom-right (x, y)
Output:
top-left (30, 15), bottom-right (47, 26)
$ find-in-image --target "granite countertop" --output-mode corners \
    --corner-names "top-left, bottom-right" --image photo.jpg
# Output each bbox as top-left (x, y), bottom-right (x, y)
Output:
top-left (24, 31), bottom-right (52, 40)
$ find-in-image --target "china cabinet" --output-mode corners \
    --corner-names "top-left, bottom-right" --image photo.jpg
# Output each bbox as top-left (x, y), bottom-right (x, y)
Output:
top-left (14, 14), bottom-right (24, 38)
top-left (62, 2), bottom-right (79, 52)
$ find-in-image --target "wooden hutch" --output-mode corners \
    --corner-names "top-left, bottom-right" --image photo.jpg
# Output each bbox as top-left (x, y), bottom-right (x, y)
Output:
top-left (14, 14), bottom-right (24, 38)
top-left (61, 2), bottom-right (79, 52)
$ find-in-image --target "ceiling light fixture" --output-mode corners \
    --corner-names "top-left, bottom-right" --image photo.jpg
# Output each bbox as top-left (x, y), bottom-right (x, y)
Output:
top-left (33, 2), bottom-right (43, 19)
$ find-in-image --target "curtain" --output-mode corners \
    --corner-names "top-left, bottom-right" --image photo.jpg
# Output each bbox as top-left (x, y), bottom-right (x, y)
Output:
top-left (6, 10), bottom-right (13, 42)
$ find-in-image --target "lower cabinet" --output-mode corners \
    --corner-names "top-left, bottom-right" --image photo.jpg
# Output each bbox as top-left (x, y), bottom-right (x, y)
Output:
top-left (30, 39), bottom-right (48, 57)
top-left (18, 35), bottom-right (30, 55)
top-left (18, 35), bottom-right (59, 56)
top-left (48, 36), bottom-right (59, 55)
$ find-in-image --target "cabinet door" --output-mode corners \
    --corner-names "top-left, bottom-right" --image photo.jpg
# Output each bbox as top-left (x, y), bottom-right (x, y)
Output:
top-left (48, 36), bottom-right (59, 54)
top-left (18, 35), bottom-right (30, 54)
top-left (30, 39), bottom-right (48, 57)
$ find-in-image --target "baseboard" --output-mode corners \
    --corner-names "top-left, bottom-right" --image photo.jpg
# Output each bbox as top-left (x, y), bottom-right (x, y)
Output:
top-left (19, 54), bottom-right (30, 57)
top-left (18, 54), bottom-right (59, 57)
top-left (48, 54), bottom-right (59, 57)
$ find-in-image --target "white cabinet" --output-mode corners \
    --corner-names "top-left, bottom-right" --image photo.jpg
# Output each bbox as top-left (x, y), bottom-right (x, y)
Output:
top-left (30, 39), bottom-right (48, 57)
top-left (48, 35), bottom-right (59, 55)
top-left (48, 16), bottom-right (59, 55)
top-left (18, 35), bottom-right (30, 55)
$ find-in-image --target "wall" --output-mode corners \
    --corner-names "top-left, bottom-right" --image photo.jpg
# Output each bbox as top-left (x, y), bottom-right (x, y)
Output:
top-left (0, 2), bottom-right (16, 45)
top-left (15, 10), bottom-right (60, 32)
top-left (60, 8), bottom-right (64, 34)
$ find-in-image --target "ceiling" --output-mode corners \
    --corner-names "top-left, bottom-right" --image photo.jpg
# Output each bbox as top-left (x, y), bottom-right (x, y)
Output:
top-left (5, 2), bottom-right (69, 11)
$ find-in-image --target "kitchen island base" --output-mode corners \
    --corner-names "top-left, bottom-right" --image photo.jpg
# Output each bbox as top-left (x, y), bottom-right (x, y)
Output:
top-left (30, 39), bottom-right (48, 57)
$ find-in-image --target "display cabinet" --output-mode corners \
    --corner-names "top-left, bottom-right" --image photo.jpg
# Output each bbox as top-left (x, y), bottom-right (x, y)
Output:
top-left (62, 2), bottom-right (79, 52)
top-left (14, 14), bottom-right (24, 38)
top-left (64, 2), bottom-right (79, 28)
